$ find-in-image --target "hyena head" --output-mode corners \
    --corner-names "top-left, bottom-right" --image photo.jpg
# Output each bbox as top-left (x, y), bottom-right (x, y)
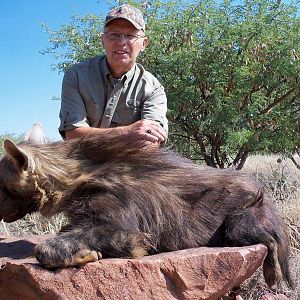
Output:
top-left (0, 139), bottom-right (39, 223)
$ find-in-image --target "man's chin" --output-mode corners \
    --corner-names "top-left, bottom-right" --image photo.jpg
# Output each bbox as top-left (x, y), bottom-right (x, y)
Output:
top-left (107, 59), bottom-right (135, 76)
top-left (115, 58), bottom-right (132, 66)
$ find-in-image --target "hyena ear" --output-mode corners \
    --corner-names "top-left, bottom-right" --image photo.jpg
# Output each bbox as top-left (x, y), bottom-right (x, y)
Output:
top-left (3, 139), bottom-right (35, 172)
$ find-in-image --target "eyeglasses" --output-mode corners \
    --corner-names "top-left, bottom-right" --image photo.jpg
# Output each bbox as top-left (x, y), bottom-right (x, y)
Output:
top-left (103, 32), bottom-right (145, 43)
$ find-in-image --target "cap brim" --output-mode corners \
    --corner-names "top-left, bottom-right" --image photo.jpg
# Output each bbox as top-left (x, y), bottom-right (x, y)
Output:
top-left (104, 17), bottom-right (144, 31)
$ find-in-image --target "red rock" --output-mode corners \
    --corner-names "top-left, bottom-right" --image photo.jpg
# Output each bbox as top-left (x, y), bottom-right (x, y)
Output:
top-left (0, 234), bottom-right (267, 300)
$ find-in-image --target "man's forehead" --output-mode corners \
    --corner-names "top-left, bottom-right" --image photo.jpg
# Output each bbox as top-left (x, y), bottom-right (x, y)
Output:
top-left (105, 19), bottom-right (141, 32)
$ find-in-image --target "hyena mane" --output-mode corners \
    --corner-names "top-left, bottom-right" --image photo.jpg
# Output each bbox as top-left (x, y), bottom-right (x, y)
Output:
top-left (0, 133), bottom-right (294, 288)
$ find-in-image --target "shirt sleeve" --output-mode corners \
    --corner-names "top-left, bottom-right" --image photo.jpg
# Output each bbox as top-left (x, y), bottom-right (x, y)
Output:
top-left (141, 82), bottom-right (169, 135)
top-left (59, 70), bottom-right (90, 139)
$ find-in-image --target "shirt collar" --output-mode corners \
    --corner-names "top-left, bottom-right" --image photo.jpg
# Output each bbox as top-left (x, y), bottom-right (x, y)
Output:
top-left (123, 64), bottom-right (136, 82)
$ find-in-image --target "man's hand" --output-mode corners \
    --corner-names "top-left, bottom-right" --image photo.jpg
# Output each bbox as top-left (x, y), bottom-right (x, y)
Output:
top-left (126, 120), bottom-right (167, 145)
top-left (65, 120), bottom-right (167, 146)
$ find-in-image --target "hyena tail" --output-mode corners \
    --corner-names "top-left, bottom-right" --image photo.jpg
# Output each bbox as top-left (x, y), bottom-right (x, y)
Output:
top-left (224, 193), bottom-right (294, 288)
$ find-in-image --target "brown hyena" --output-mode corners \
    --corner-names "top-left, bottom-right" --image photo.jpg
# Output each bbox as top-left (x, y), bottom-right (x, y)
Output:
top-left (0, 133), bottom-right (294, 288)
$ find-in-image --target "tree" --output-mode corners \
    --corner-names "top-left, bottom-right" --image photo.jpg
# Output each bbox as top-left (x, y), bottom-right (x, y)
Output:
top-left (41, 14), bottom-right (104, 72)
top-left (43, 0), bottom-right (300, 169)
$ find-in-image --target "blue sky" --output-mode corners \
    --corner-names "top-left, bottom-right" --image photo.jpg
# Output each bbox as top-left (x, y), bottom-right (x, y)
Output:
top-left (0, 0), bottom-right (110, 141)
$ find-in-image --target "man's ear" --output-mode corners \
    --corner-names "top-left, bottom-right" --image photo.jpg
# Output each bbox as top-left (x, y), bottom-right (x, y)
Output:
top-left (100, 32), bottom-right (104, 45)
top-left (141, 36), bottom-right (148, 52)
top-left (3, 140), bottom-right (35, 172)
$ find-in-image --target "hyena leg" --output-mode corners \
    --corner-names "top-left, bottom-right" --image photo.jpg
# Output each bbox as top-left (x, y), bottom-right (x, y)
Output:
top-left (223, 208), bottom-right (284, 287)
top-left (35, 224), bottom-right (148, 269)
top-left (34, 230), bottom-right (101, 269)
top-left (87, 225), bottom-right (150, 259)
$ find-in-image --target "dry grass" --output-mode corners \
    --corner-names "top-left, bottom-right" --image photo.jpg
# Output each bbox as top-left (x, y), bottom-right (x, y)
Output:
top-left (0, 213), bottom-right (67, 237)
top-left (0, 154), bottom-right (299, 299)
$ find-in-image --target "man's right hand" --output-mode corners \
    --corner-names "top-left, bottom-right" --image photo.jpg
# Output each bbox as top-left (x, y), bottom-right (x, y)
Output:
top-left (65, 119), bottom-right (167, 146)
top-left (126, 120), bottom-right (167, 145)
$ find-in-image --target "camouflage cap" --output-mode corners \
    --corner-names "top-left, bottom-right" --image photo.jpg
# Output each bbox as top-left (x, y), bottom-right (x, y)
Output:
top-left (104, 4), bottom-right (145, 31)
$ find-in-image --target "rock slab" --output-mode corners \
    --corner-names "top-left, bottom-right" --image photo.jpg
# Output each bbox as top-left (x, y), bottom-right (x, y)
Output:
top-left (0, 234), bottom-right (267, 300)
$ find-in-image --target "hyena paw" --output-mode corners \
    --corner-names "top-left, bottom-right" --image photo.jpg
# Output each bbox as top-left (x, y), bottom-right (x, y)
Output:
top-left (34, 238), bottom-right (102, 269)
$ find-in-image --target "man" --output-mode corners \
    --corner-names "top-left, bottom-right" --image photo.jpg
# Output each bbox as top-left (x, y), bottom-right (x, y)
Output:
top-left (59, 4), bottom-right (168, 146)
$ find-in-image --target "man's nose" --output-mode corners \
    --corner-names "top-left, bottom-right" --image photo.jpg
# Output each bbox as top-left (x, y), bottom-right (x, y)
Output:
top-left (116, 34), bottom-right (127, 45)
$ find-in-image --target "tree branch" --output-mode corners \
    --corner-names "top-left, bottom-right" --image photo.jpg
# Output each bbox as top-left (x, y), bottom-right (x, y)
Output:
top-left (231, 144), bottom-right (249, 170)
top-left (194, 131), bottom-right (217, 168)
top-left (259, 87), bottom-right (296, 115)
top-left (288, 154), bottom-right (300, 171)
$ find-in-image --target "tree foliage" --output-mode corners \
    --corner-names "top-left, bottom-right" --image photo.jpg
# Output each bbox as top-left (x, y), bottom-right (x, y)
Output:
top-left (43, 0), bottom-right (300, 169)
top-left (41, 14), bottom-right (104, 71)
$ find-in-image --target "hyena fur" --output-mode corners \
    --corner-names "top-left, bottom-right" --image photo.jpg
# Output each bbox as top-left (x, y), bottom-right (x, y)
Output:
top-left (0, 133), bottom-right (294, 288)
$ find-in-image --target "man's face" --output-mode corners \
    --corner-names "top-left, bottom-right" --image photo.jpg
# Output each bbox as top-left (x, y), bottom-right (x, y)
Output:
top-left (102, 19), bottom-right (148, 77)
